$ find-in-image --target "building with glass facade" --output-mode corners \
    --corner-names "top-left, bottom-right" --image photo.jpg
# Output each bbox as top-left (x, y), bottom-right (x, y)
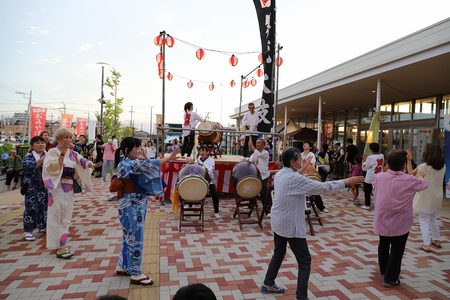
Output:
top-left (231, 18), bottom-right (450, 162)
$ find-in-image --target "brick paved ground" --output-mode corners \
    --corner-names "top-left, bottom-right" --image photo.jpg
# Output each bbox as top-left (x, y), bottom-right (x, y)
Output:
top-left (1, 177), bottom-right (449, 300)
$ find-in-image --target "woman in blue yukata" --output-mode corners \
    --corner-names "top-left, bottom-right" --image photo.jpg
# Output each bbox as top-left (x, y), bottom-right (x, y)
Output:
top-left (114, 137), bottom-right (179, 286)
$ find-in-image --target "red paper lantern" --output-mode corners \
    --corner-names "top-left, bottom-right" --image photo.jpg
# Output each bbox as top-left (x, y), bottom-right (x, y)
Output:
top-left (154, 35), bottom-right (163, 46)
top-left (258, 53), bottom-right (264, 64)
top-left (156, 53), bottom-right (163, 63)
top-left (230, 80), bottom-right (236, 87)
top-left (276, 57), bottom-right (283, 67)
top-left (187, 80), bottom-right (193, 88)
top-left (158, 69), bottom-right (163, 79)
top-left (165, 35), bottom-right (175, 48)
top-left (229, 54), bottom-right (238, 67)
top-left (256, 68), bottom-right (264, 77)
top-left (243, 79), bottom-right (250, 88)
top-left (167, 72), bottom-right (173, 81)
top-left (209, 82), bottom-right (215, 91)
top-left (158, 62), bottom-right (163, 69)
top-left (251, 78), bottom-right (257, 86)
top-left (196, 49), bottom-right (205, 60)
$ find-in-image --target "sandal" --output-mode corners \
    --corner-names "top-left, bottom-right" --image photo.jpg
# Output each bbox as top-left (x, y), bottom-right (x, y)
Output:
top-left (115, 270), bottom-right (130, 276)
top-left (419, 245), bottom-right (431, 253)
top-left (130, 275), bottom-right (154, 286)
top-left (431, 240), bottom-right (442, 249)
top-left (25, 233), bottom-right (35, 241)
top-left (56, 250), bottom-right (74, 259)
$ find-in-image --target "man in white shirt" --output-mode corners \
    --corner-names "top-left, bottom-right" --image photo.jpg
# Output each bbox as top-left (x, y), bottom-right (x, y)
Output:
top-left (249, 138), bottom-right (270, 217)
top-left (241, 102), bottom-right (260, 157)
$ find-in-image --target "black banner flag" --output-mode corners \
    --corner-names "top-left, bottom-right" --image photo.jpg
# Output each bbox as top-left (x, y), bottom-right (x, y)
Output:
top-left (253, 0), bottom-right (276, 133)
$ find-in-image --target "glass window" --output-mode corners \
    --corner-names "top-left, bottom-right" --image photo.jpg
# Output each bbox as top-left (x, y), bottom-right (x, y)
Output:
top-left (413, 97), bottom-right (436, 120)
top-left (439, 94), bottom-right (450, 116)
top-left (380, 104), bottom-right (392, 123)
top-left (360, 107), bottom-right (373, 125)
top-left (392, 102), bottom-right (411, 121)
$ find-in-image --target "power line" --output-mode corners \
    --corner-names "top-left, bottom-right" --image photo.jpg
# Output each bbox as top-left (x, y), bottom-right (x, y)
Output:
top-left (0, 81), bottom-right (18, 93)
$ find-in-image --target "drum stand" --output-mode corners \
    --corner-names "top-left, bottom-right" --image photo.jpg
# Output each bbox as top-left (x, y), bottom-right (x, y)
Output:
top-left (305, 195), bottom-right (323, 236)
top-left (179, 198), bottom-right (205, 232)
top-left (233, 195), bottom-right (263, 230)
top-left (200, 143), bottom-right (221, 159)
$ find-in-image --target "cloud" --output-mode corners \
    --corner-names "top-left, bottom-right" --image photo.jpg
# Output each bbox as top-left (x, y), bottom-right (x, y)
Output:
top-left (77, 44), bottom-right (94, 52)
top-left (17, 50), bottom-right (24, 54)
top-left (36, 57), bottom-right (63, 64)
top-left (27, 12), bottom-right (33, 16)
top-left (158, 13), bottom-right (174, 25)
top-left (139, 30), bottom-right (151, 36)
top-left (13, 22), bottom-right (49, 36)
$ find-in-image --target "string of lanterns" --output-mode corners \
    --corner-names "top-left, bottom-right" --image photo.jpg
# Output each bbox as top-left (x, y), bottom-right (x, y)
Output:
top-left (154, 32), bottom-right (283, 91)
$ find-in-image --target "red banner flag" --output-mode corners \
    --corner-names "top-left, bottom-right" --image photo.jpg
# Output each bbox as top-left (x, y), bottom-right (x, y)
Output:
top-left (29, 106), bottom-right (47, 137)
top-left (76, 118), bottom-right (87, 136)
top-left (60, 113), bottom-right (73, 129)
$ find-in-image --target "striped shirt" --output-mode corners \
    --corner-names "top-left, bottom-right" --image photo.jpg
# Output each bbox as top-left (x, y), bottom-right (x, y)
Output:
top-left (271, 167), bottom-right (344, 238)
top-left (372, 170), bottom-right (428, 236)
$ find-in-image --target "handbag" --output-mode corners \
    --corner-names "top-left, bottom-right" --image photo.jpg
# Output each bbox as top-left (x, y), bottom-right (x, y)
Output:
top-left (73, 179), bottom-right (82, 193)
top-left (20, 182), bottom-right (29, 195)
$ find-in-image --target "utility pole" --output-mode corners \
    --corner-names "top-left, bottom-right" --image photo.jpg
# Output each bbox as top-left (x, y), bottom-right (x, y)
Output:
top-left (129, 106), bottom-right (135, 128)
top-left (16, 90), bottom-right (32, 138)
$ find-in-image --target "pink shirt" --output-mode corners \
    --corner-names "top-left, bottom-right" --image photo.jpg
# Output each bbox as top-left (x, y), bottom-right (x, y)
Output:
top-left (372, 170), bottom-right (428, 236)
top-left (102, 143), bottom-right (116, 160)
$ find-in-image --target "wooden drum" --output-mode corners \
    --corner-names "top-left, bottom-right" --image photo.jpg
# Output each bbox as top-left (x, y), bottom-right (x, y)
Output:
top-left (301, 163), bottom-right (322, 182)
top-left (198, 121), bottom-right (223, 145)
top-left (232, 161), bottom-right (262, 198)
top-left (177, 163), bottom-right (210, 201)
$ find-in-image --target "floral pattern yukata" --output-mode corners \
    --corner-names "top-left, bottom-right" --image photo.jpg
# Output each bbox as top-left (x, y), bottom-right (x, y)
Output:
top-left (42, 147), bottom-right (92, 249)
top-left (22, 152), bottom-right (48, 233)
top-left (117, 157), bottom-right (164, 276)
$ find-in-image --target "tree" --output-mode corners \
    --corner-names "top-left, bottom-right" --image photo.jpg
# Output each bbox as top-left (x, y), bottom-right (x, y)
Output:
top-left (96, 69), bottom-right (125, 140)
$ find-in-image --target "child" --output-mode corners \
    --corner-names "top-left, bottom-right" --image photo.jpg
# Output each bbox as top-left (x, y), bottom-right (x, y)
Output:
top-left (349, 156), bottom-right (363, 205)
top-left (372, 149), bottom-right (428, 287)
top-left (361, 143), bottom-right (384, 210)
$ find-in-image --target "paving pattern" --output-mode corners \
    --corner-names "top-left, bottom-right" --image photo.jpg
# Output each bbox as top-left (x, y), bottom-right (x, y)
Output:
top-left (0, 178), bottom-right (449, 300)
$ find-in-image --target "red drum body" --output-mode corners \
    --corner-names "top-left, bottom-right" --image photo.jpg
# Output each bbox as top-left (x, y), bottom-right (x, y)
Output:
top-left (232, 161), bottom-right (262, 198)
top-left (177, 163), bottom-right (210, 201)
top-left (198, 121), bottom-right (223, 144)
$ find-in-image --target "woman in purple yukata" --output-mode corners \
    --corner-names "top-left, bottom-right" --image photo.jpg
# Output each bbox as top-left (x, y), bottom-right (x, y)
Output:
top-left (113, 137), bottom-right (179, 286)
top-left (42, 128), bottom-right (101, 259)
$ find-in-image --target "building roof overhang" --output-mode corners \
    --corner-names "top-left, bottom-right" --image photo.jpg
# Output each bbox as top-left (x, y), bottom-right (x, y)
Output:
top-left (231, 18), bottom-right (450, 121)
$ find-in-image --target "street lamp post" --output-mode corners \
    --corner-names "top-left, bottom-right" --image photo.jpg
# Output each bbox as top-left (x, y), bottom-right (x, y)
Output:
top-left (96, 62), bottom-right (110, 135)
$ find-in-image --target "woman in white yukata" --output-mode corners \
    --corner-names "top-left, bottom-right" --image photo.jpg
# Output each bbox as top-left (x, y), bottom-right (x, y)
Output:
top-left (113, 137), bottom-right (179, 286)
top-left (42, 128), bottom-right (101, 259)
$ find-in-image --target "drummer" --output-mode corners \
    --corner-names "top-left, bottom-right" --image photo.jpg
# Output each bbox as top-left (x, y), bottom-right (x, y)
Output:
top-left (184, 146), bottom-right (222, 219)
top-left (181, 102), bottom-right (205, 158)
top-left (241, 102), bottom-right (260, 157)
top-left (248, 138), bottom-right (270, 217)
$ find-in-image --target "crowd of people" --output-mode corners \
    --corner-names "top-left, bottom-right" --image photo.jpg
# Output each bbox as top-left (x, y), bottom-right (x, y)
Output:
top-left (3, 103), bottom-right (446, 297)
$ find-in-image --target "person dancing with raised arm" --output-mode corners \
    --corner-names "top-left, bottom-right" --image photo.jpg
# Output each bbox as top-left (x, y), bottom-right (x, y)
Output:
top-left (261, 147), bottom-right (364, 300)
top-left (113, 137), bottom-right (179, 285)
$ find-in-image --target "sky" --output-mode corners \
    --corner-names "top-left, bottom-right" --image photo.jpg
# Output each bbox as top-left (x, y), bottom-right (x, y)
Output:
top-left (1, 0), bottom-right (449, 134)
